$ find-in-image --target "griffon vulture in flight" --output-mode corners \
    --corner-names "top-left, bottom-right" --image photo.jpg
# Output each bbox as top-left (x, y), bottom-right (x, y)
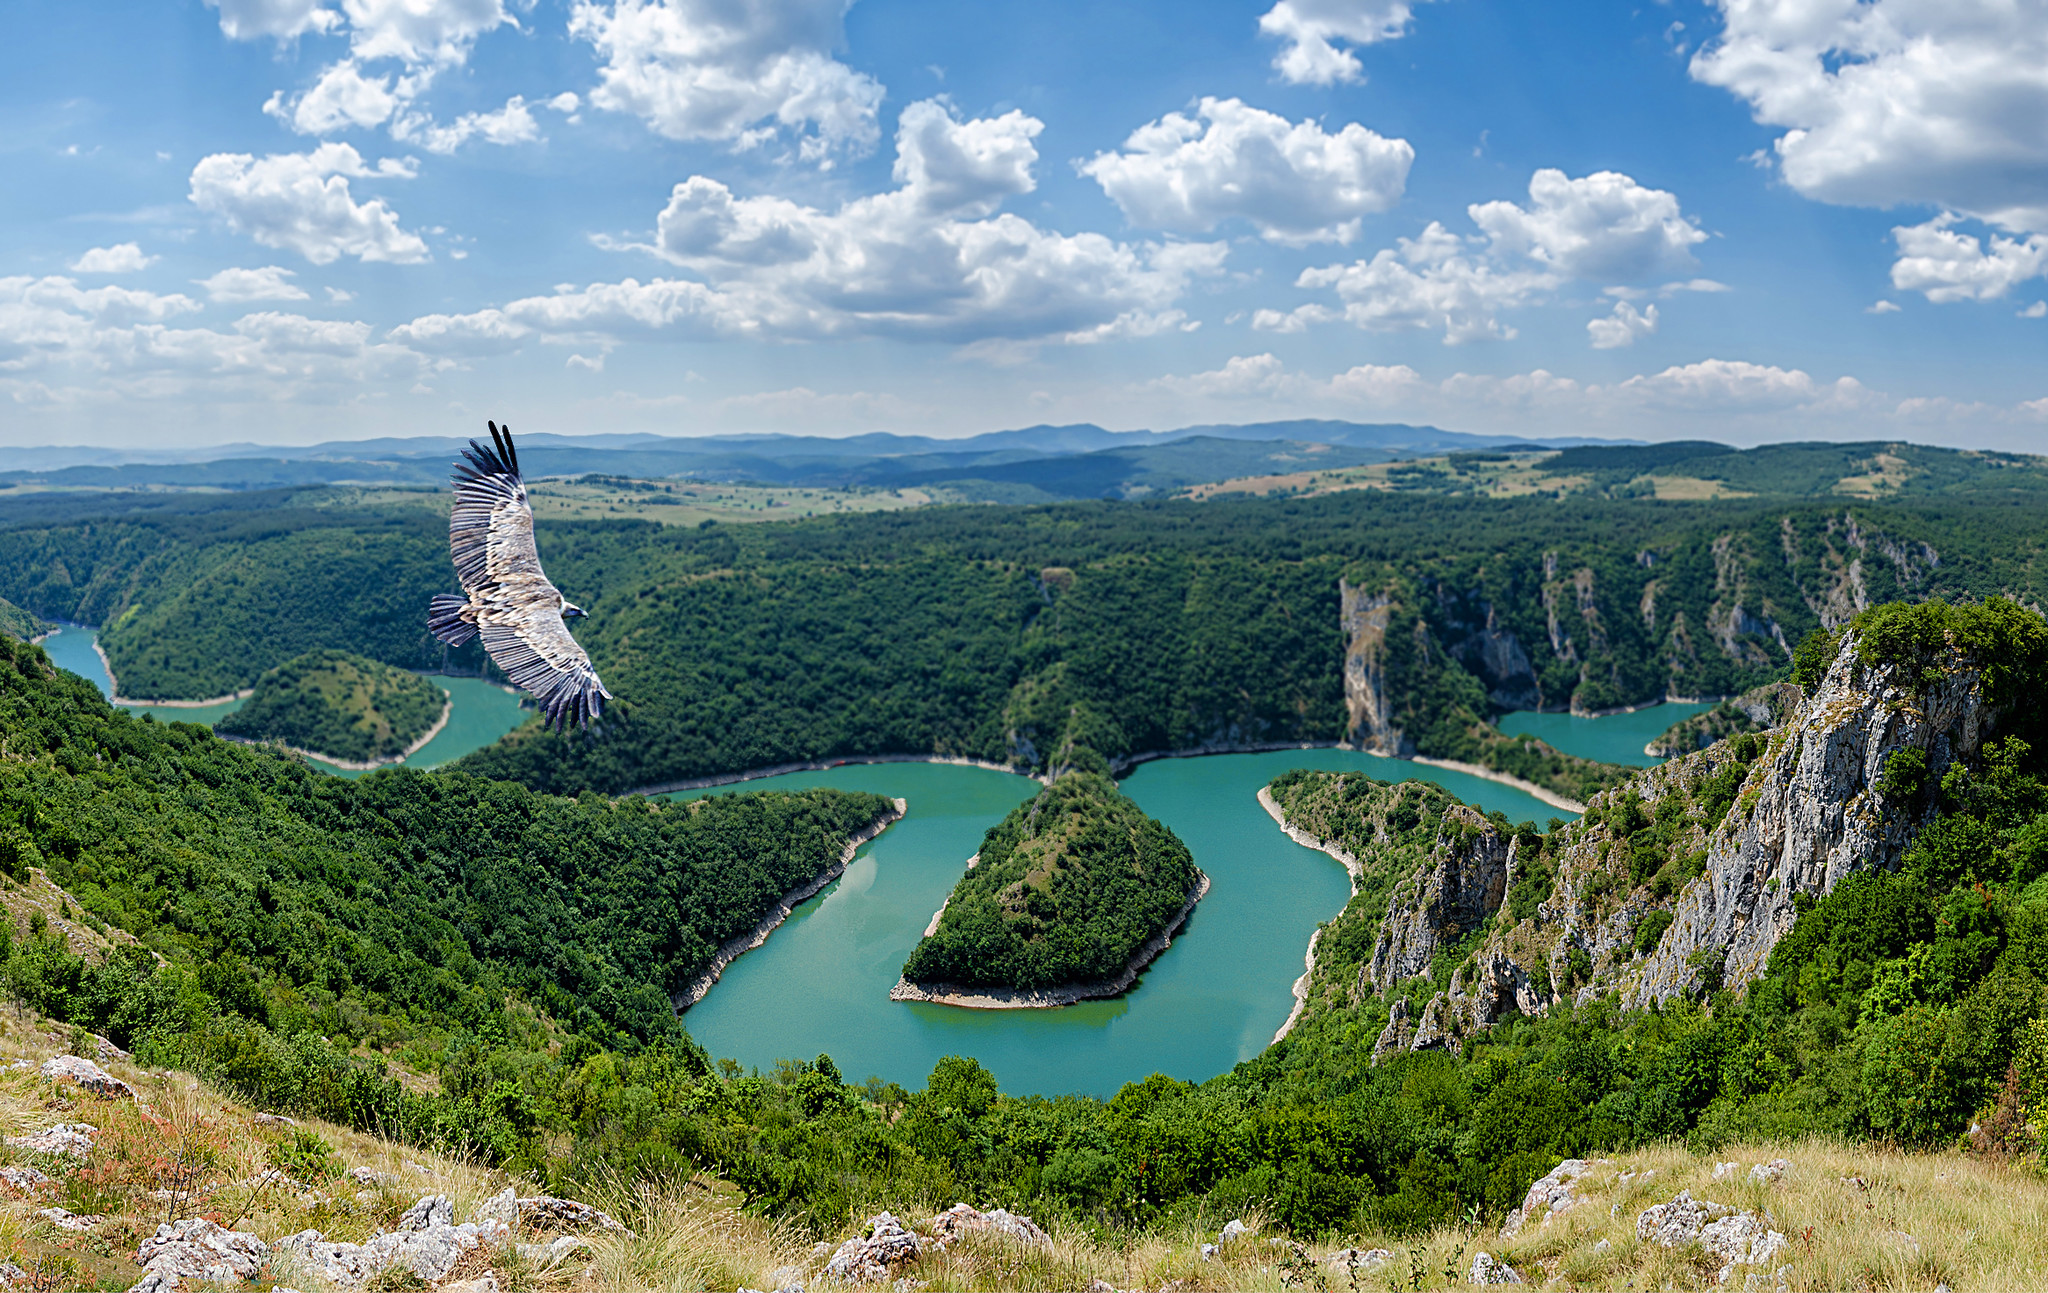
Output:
top-left (427, 422), bottom-right (611, 730)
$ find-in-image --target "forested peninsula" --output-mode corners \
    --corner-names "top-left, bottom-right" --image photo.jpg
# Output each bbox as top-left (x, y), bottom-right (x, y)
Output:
top-left (213, 648), bottom-right (449, 765)
top-left (893, 770), bottom-right (1205, 1006)
top-left (0, 596), bottom-right (42, 643)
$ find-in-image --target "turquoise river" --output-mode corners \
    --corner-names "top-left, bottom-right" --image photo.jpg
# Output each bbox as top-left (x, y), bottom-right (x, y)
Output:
top-left (33, 624), bottom-right (1704, 1097)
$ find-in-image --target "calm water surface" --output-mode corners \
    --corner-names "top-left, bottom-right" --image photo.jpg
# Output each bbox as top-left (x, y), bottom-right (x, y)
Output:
top-left (1498, 701), bottom-right (1712, 767)
top-left (674, 749), bottom-right (1563, 1097)
top-left (38, 626), bottom-right (525, 772)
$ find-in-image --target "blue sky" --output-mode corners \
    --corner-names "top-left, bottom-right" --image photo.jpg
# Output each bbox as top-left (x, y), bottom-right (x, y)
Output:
top-left (5, 0), bottom-right (2048, 450)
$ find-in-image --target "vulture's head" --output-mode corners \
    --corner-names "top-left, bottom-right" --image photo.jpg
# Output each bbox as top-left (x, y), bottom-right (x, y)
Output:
top-left (562, 600), bottom-right (588, 620)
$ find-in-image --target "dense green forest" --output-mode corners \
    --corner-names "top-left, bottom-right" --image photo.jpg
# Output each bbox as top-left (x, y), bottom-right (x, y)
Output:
top-left (214, 648), bottom-right (448, 762)
top-left (900, 770), bottom-right (1202, 991)
top-left (2, 486), bottom-right (2043, 804)
top-left (0, 595), bottom-right (42, 642)
top-left (0, 634), bottom-right (893, 1059)
top-left (2, 601), bottom-right (2047, 1241)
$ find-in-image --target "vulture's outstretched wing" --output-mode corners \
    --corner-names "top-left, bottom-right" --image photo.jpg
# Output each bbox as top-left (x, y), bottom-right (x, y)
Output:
top-left (445, 422), bottom-right (611, 730)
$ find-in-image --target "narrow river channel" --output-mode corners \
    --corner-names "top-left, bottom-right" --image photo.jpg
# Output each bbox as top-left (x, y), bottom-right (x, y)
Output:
top-left (36, 624), bottom-right (1703, 1097)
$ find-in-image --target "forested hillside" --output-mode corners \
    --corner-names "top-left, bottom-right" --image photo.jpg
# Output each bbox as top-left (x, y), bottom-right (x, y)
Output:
top-left (0, 634), bottom-right (894, 1062)
top-left (899, 770), bottom-right (1203, 993)
top-left (3, 486), bottom-right (2044, 802)
top-left (0, 595), bottom-right (41, 642)
top-left (214, 648), bottom-right (448, 763)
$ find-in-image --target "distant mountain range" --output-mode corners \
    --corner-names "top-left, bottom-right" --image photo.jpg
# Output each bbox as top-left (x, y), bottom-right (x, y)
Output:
top-left (0, 420), bottom-right (1630, 501)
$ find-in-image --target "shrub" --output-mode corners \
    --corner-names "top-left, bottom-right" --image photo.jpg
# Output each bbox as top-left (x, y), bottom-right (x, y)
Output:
top-left (1635, 911), bottom-right (1675, 957)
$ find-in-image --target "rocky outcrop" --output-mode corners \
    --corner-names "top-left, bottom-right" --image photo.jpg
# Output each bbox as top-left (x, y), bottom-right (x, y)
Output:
top-left (1630, 632), bottom-right (1995, 1002)
top-left (41, 1054), bottom-right (135, 1099)
top-left (277, 1193), bottom-right (516, 1287)
top-left (1367, 805), bottom-right (1515, 994)
top-left (1341, 579), bottom-right (1407, 754)
top-left (130, 1219), bottom-right (268, 1292)
top-left (1635, 1190), bottom-right (1787, 1286)
top-left (825, 1212), bottom-right (923, 1283)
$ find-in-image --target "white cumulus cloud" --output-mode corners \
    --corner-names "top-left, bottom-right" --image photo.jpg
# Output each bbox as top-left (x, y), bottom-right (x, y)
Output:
top-left (569, 0), bottom-right (884, 161)
top-left (342, 0), bottom-right (516, 68)
top-left (1691, 0), bottom-right (2048, 234)
top-left (196, 266), bottom-right (311, 302)
top-left (1081, 97), bottom-right (1412, 245)
top-left (206, 0), bottom-right (340, 41)
top-left (1257, 0), bottom-right (1429, 85)
top-left (409, 100), bottom-right (1226, 350)
top-left (1270, 168), bottom-right (1707, 343)
top-left (69, 244), bottom-right (157, 274)
top-left (1889, 214), bottom-right (2048, 303)
top-left (1471, 169), bottom-right (1705, 280)
top-left (392, 96), bottom-right (541, 152)
top-left (189, 143), bottom-right (429, 265)
top-left (893, 100), bottom-right (1041, 218)
top-left (1587, 299), bottom-right (1657, 349)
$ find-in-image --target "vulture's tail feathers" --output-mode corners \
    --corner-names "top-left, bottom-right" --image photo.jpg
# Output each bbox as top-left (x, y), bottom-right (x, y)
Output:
top-left (427, 593), bottom-right (478, 646)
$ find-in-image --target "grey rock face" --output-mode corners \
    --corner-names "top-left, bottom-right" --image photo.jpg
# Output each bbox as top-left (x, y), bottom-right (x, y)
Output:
top-left (7, 1122), bottom-right (96, 1157)
top-left (824, 1212), bottom-right (922, 1283)
top-left (40, 1054), bottom-right (136, 1099)
top-left (928, 1203), bottom-right (1049, 1248)
top-left (1500, 1158), bottom-right (1605, 1239)
top-left (131, 1219), bottom-right (268, 1290)
top-left (1368, 806), bottom-right (1515, 994)
top-left (1629, 635), bottom-right (1995, 1004)
top-left (1468, 1251), bottom-right (1524, 1285)
top-left (1341, 580), bottom-right (1409, 755)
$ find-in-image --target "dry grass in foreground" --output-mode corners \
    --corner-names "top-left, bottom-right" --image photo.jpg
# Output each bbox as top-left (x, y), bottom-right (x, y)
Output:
top-left (0, 1014), bottom-right (2039, 1291)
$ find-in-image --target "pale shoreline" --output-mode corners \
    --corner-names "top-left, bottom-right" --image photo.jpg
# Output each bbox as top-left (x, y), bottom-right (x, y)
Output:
top-left (629, 742), bottom-right (1590, 816)
top-left (218, 693), bottom-right (454, 772)
top-left (672, 799), bottom-right (908, 1011)
top-left (628, 754), bottom-right (1037, 797)
top-left (919, 853), bottom-right (980, 938)
top-left (890, 870), bottom-right (1212, 1010)
top-left (94, 638), bottom-right (253, 707)
top-left (1258, 785), bottom-right (1362, 1045)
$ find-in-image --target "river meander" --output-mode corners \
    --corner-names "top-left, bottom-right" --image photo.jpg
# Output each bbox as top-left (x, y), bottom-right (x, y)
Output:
top-left (39, 622), bottom-right (1698, 1097)
top-left (37, 625), bottom-right (525, 775)
top-left (670, 751), bottom-right (1566, 1097)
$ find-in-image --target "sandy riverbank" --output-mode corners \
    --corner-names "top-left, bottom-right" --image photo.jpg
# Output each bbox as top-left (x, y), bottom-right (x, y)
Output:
top-left (889, 870), bottom-right (1211, 1009)
top-left (672, 799), bottom-right (908, 1010)
top-left (1409, 755), bottom-right (1586, 814)
top-left (94, 639), bottom-right (253, 707)
top-left (629, 755), bottom-right (1035, 797)
top-left (217, 693), bottom-right (453, 771)
top-left (1257, 785), bottom-right (1364, 1044)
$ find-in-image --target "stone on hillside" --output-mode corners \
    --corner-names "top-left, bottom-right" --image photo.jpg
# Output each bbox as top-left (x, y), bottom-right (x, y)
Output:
top-left (516, 1236), bottom-right (592, 1267)
top-left (38, 1206), bottom-right (101, 1230)
top-left (927, 1203), bottom-right (1050, 1248)
top-left (515, 1194), bottom-right (629, 1233)
top-left (1329, 1247), bottom-right (1391, 1274)
top-left (1501, 1158), bottom-right (1603, 1238)
top-left (1219, 1218), bottom-right (1252, 1243)
top-left (7, 1122), bottom-right (96, 1157)
top-left (1469, 1251), bottom-right (1523, 1285)
top-left (1713, 1162), bottom-right (1740, 1180)
top-left (0, 1166), bottom-right (53, 1195)
top-left (399, 1193), bottom-right (453, 1230)
top-left (1636, 1190), bottom-right (1736, 1246)
top-left (824, 1213), bottom-right (922, 1283)
top-left (1749, 1159), bottom-right (1790, 1184)
top-left (253, 1112), bottom-right (297, 1126)
top-left (132, 1218), bottom-right (269, 1289)
top-left (1697, 1211), bottom-right (1786, 1284)
top-left (40, 1054), bottom-right (135, 1099)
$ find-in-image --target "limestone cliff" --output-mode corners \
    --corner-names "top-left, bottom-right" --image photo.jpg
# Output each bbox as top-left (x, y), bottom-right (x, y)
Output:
top-left (1340, 579), bottom-right (1405, 755)
top-left (1271, 616), bottom-right (2013, 1058)
top-left (1645, 681), bottom-right (1802, 757)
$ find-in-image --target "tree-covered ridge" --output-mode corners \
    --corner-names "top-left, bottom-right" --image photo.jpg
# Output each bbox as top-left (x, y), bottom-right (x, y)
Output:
top-left (0, 633), bottom-right (895, 1052)
top-left (901, 771), bottom-right (1202, 991)
top-left (0, 596), bottom-right (42, 643)
top-left (4, 487), bottom-right (2045, 797)
top-left (214, 648), bottom-right (449, 762)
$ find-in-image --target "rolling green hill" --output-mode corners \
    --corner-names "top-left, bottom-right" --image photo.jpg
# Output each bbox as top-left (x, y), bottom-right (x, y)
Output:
top-left (214, 648), bottom-right (449, 763)
top-left (900, 770), bottom-right (1203, 993)
top-left (0, 596), bottom-right (43, 643)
